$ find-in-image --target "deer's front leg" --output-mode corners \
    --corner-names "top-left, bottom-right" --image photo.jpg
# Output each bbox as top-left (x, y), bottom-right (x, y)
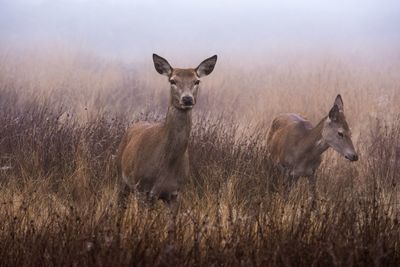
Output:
top-left (307, 173), bottom-right (318, 209)
top-left (117, 181), bottom-right (131, 209)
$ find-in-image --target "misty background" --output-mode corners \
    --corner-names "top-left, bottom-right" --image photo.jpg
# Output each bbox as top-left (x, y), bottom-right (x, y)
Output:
top-left (0, 0), bottom-right (399, 64)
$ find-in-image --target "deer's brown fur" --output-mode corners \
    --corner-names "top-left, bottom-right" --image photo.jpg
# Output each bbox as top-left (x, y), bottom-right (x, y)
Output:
top-left (267, 95), bottom-right (358, 205)
top-left (117, 54), bottom-right (217, 207)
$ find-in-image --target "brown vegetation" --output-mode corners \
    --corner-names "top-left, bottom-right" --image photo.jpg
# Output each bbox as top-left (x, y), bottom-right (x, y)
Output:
top-left (0, 49), bottom-right (399, 266)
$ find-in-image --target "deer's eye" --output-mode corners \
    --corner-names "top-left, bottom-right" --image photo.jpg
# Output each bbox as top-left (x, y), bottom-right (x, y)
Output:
top-left (338, 132), bottom-right (344, 138)
top-left (194, 80), bottom-right (200, 85)
top-left (170, 80), bottom-right (176, 85)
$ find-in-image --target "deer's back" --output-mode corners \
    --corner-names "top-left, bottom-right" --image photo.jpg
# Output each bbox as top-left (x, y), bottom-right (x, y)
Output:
top-left (267, 113), bottom-right (314, 166)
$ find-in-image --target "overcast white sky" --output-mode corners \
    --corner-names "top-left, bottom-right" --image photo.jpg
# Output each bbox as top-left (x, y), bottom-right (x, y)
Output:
top-left (0, 0), bottom-right (399, 61)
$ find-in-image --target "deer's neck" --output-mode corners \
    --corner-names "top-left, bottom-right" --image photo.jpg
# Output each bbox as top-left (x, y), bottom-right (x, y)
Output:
top-left (300, 116), bottom-right (330, 161)
top-left (163, 106), bottom-right (192, 161)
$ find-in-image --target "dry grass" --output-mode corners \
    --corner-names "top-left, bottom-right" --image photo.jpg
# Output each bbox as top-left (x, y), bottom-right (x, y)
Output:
top-left (0, 48), bottom-right (399, 266)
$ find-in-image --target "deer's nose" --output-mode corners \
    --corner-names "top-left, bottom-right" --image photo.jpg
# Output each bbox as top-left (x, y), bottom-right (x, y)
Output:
top-left (182, 96), bottom-right (194, 106)
top-left (345, 153), bottom-right (358, 162)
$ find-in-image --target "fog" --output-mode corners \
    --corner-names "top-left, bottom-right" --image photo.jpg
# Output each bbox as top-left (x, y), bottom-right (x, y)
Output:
top-left (1, 0), bottom-right (399, 62)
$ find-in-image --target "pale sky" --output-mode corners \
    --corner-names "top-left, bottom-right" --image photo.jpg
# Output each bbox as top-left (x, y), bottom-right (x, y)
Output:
top-left (0, 0), bottom-right (399, 61)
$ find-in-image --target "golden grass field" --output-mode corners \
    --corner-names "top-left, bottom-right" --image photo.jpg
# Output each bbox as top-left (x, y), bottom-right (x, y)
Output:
top-left (0, 47), bottom-right (399, 266)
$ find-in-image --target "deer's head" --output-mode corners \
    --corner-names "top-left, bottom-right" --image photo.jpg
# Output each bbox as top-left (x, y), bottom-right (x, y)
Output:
top-left (322, 95), bottom-right (358, 161)
top-left (153, 54), bottom-right (217, 110)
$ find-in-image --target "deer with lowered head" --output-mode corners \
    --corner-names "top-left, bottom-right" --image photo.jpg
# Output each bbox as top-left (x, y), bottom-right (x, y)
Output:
top-left (117, 54), bottom-right (217, 210)
top-left (267, 95), bottom-right (358, 206)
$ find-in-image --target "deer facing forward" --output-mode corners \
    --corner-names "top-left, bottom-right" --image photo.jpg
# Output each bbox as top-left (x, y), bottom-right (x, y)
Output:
top-left (267, 95), bottom-right (358, 205)
top-left (117, 54), bottom-right (217, 208)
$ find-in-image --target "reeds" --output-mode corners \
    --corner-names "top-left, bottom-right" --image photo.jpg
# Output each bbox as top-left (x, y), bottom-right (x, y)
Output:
top-left (0, 49), bottom-right (399, 266)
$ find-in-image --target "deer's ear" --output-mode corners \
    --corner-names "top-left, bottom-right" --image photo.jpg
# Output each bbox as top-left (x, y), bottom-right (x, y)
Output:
top-left (153, 54), bottom-right (172, 76)
top-left (196, 55), bottom-right (217, 77)
top-left (329, 104), bottom-right (340, 121)
top-left (334, 94), bottom-right (344, 112)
